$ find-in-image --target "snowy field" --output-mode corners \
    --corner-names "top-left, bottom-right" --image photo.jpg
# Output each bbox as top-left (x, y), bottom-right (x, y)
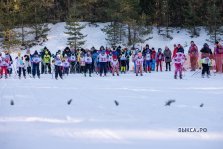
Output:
top-left (0, 72), bottom-right (223, 149)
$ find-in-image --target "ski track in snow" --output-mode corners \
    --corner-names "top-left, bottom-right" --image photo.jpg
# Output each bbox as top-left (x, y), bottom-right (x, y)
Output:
top-left (0, 72), bottom-right (223, 149)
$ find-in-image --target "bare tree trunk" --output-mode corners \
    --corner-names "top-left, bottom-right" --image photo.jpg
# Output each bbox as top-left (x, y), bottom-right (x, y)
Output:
top-left (128, 25), bottom-right (132, 46)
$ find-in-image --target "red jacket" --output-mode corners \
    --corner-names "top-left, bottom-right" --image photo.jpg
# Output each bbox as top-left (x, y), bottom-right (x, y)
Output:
top-left (172, 47), bottom-right (178, 58)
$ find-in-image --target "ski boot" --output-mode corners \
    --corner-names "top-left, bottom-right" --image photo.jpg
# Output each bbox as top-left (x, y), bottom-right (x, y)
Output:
top-left (174, 75), bottom-right (177, 79)
top-left (180, 75), bottom-right (182, 79)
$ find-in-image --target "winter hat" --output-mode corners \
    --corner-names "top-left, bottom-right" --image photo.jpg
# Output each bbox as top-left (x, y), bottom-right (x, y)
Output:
top-left (158, 48), bottom-right (162, 52)
top-left (204, 43), bottom-right (209, 47)
top-left (34, 50), bottom-right (38, 55)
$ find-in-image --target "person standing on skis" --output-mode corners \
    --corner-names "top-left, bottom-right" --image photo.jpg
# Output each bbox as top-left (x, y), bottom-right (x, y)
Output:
top-left (32, 51), bottom-right (41, 79)
top-left (200, 43), bottom-right (213, 78)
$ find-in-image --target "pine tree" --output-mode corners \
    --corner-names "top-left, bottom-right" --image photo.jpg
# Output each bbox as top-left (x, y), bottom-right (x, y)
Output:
top-left (156, 0), bottom-right (173, 39)
top-left (207, 0), bottom-right (223, 43)
top-left (119, 0), bottom-right (151, 47)
top-left (0, 0), bottom-right (20, 49)
top-left (183, 0), bottom-right (200, 37)
top-left (102, 22), bottom-right (125, 48)
top-left (29, 1), bottom-right (51, 42)
top-left (64, 2), bottom-right (87, 49)
top-left (139, 0), bottom-right (156, 25)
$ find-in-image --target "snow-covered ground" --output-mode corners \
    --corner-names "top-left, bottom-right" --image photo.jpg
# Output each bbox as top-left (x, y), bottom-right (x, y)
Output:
top-left (0, 23), bottom-right (223, 149)
top-left (0, 72), bottom-right (223, 149)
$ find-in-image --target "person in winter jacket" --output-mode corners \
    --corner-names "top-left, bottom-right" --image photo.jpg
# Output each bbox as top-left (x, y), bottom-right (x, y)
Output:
top-left (24, 49), bottom-right (32, 75)
top-left (188, 41), bottom-right (199, 71)
top-left (200, 43), bottom-right (213, 78)
top-left (107, 53), bottom-right (113, 73)
top-left (120, 51), bottom-right (127, 73)
top-left (62, 47), bottom-right (72, 58)
top-left (4, 50), bottom-right (13, 64)
top-left (172, 44), bottom-right (178, 58)
top-left (16, 53), bottom-right (26, 79)
top-left (177, 44), bottom-right (184, 53)
top-left (111, 56), bottom-right (119, 76)
top-left (62, 55), bottom-right (70, 76)
top-left (135, 52), bottom-right (144, 76)
top-left (98, 50), bottom-right (108, 76)
top-left (32, 51), bottom-right (41, 78)
top-left (214, 41), bottom-right (223, 73)
top-left (173, 51), bottom-right (186, 79)
top-left (54, 55), bottom-right (63, 80)
top-left (163, 46), bottom-right (172, 71)
top-left (143, 44), bottom-right (150, 71)
top-left (0, 57), bottom-right (9, 79)
top-left (156, 48), bottom-right (164, 72)
top-left (80, 54), bottom-right (85, 74)
top-left (69, 53), bottom-right (76, 74)
top-left (145, 50), bottom-right (152, 73)
top-left (43, 50), bottom-right (51, 74)
top-left (150, 48), bottom-right (156, 71)
top-left (92, 50), bottom-right (99, 74)
top-left (132, 51), bottom-right (138, 73)
top-left (84, 52), bottom-right (93, 77)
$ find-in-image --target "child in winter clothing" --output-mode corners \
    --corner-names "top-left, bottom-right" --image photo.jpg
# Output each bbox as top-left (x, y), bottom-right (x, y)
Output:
top-left (16, 54), bottom-right (26, 79)
top-left (150, 48), bottom-right (156, 71)
top-left (200, 43), bottom-right (213, 78)
top-left (135, 53), bottom-right (144, 76)
top-left (0, 57), bottom-right (9, 79)
top-left (111, 56), bottom-right (119, 76)
top-left (43, 50), bottom-right (51, 74)
top-left (69, 54), bottom-right (76, 74)
top-left (54, 55), bottom-right (63, 80)
top-left (173, 52), bottom-right (186, 79)
top-left (84, 52), bottom-right (93, 77)
top-left (145, 50), bottom-right (151, 73)
top-left (62, 56), bottom-right (70, 76)
top-left (120, 52), bottom-right (127, 73)
top-left (98, 51), bottom-right (108, 76)
top-left (156, 48), bottom-right (164, 72)
top-left (32, 52), bottom-right (41, 78)
top-left (24, 54), bottom-right (31, 75)
top-left (125, 48), bottom-right (131, 71)
top-left (163, 46), bottom-right (172, 71)
top-left (80, 54), bottom-right (85, 74)
top-left (107, 53), bottom-right (113, 73)
top-left (132, 51), bottom-right (138, 73)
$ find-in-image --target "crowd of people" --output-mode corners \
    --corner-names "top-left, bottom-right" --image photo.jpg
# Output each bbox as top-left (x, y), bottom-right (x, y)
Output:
top-left (0, 41), bottom-right (223, 80)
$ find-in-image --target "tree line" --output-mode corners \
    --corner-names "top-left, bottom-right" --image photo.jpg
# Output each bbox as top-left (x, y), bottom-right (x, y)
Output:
top-left (0, 0), bottom-right (223, 49)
